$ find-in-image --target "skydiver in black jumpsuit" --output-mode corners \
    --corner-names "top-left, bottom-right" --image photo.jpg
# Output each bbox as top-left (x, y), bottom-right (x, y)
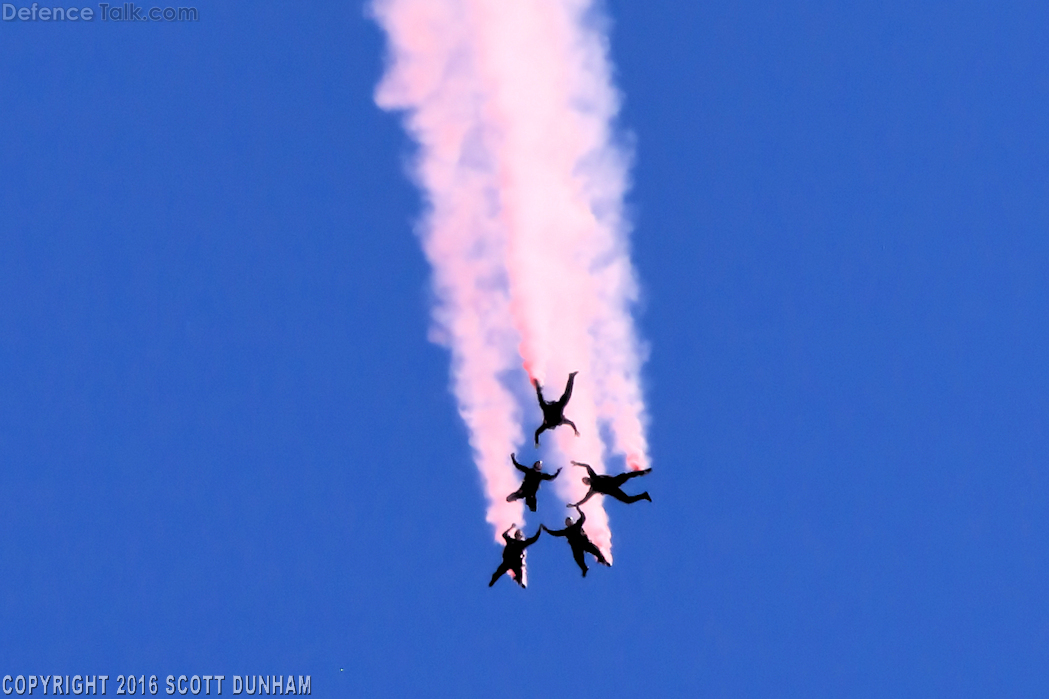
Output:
top-left (570, 460), bottom-right (652, 506)
top-left (505, 453), bottom-right (561, 512)
top-left (542, 505), bottom-right (610, 577)
top-left (488, 524), bottom-right (542, 589)
top-left (533, 371), bottom-right (580, 447)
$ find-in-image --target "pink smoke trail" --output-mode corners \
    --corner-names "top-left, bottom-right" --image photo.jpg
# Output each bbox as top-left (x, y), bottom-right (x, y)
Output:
top-left (372, 0), bottom-right (648, 558)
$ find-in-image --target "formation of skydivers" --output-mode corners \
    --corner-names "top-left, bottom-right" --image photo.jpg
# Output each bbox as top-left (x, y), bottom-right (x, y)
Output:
top-left (490, 372), bottom-right (652, 588)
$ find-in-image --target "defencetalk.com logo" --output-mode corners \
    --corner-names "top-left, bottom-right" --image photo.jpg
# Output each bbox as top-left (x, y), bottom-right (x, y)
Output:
top-left (2, 3), bottom-right (198, 21)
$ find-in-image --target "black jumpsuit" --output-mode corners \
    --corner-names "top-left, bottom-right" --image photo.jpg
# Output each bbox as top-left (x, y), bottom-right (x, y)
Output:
top-left (489, 527), bottom-right (542, 588)
top-left (544, 510), bottom-right (609, 576)
top-left (533, 372), bottom-right (579, 446)
top-left (505, 455), bottom-right (560, 512)
top-left (572, 461), bottom-right (652, 506)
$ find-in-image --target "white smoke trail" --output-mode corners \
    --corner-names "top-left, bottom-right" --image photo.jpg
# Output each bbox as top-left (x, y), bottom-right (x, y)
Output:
top-left (372, 0), bottom-right (647, 558)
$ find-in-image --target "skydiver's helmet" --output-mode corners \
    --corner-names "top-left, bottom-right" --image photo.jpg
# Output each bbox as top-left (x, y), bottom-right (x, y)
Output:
top-left (514, 530), bottom-right (524, 540)
top-left (532, 461), bottom-right (542, 471)
top-left (582, 477), bottom-right (591, 485)
top-left (565, 517), bottom-right (573, 526)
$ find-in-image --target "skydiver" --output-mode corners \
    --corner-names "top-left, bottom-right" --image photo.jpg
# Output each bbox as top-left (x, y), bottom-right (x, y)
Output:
top-left (488, 524), bottom-right (542, 589)
top-left (570, 460), bottom-right (652, 507)
top-left (505, 453), bottom-right (561, 512)
top-left (542, 505), bottom-right (610, 577)
top-left (533, 371), bottom-right (580, 447)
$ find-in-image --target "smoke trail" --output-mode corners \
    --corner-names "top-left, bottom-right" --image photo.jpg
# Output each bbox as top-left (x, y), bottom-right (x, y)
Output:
top-left (372, 0), bottom-right (647, 558)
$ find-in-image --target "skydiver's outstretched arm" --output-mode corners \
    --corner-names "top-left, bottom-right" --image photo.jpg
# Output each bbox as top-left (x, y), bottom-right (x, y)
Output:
top-left (502, 524), bottom-right (515, 543)
top-left (511, 453), bottom-right (529, 473)
top-left (523, 528), bottom-right (542, 547)
top-left (534, 424), bottom-right (548, 447)
top-left (571, 489), bottom-right (597, 507)
top-left (542, 524), bottom-right (568, 537)
top-left (572, 505), bottom-right (586, 527)
top-left (541, 468), bottom-right (562, 481)
top-left (571, 461), bottom-right (598, 479)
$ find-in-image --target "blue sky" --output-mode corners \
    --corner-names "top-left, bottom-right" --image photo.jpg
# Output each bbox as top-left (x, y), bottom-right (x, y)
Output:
top-left (2, 1), bottom-right (1048, 696)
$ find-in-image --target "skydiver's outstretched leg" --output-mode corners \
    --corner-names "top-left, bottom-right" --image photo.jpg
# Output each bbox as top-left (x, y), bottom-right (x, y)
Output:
top-left (555, 371), bottom-right (578, 408)
top-left (489, 562), bottom-right (511, 587)
top-left (606, 488), bottom-right (651, 504)
top-left (525, 494), bottom-right (538, 512)
top-left (571, 545), bottom-right (589, 577)
top-left (534, 424), bottom-right (549, 447)
top-left (506, 487), bottom-right (525, 503)
top-left (583, 540), bottom-right (610, 566)
top-left (510, 563), bottom-right (526, 588)
top-left (533, 379), bottom-right (547, 407)
top-left (561, 417), bottom-right (580, 436)
top-left (611, 468), bottom-right (652, 487)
